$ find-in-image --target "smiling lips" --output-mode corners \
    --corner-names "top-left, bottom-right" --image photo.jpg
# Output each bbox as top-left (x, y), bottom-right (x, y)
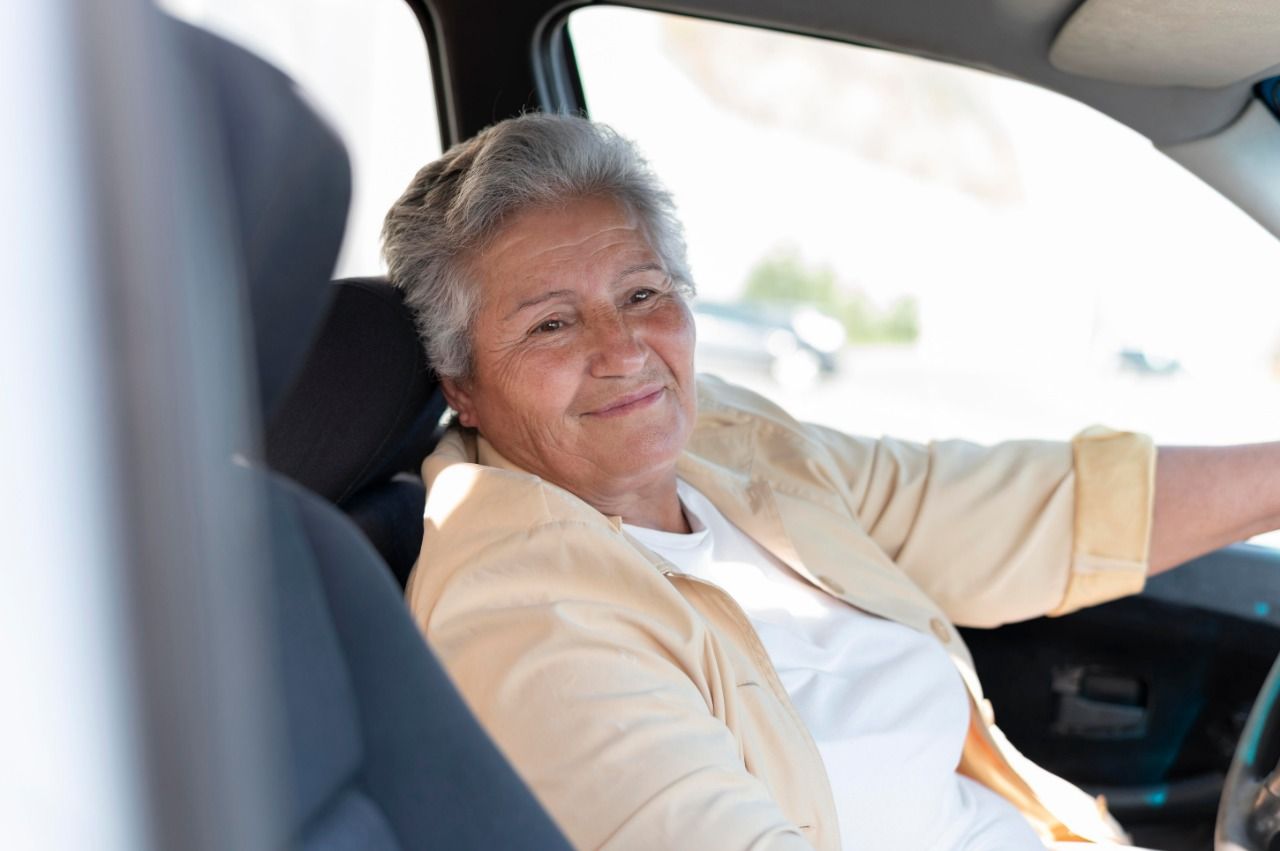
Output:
top-left (584, 385), bottom-right (666, 418)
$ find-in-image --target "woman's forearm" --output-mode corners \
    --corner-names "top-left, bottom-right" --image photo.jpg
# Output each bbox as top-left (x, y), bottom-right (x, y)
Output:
top-left (1148, 443), bottom-right (1280, 575)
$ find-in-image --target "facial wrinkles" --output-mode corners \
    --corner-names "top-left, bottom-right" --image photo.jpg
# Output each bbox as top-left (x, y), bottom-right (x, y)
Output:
top-left (456, 198), bottom-right (696, 517)
top-left (524, 236), bottom-right (646, 307)
top-left (481, 222), bottom-right (660, 369)
top-left (482, 301), bottom-right (673, 488)
top-left (488, 298), bottom-right (668, 422)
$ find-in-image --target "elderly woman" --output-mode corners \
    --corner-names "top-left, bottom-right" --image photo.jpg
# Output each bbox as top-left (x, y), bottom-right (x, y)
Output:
top-left (382, 114), bottom-right (1280, 850)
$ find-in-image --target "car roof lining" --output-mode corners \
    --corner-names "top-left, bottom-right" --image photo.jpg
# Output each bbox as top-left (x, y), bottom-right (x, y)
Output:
top-left (584, 0), bottom-right (1261, 145)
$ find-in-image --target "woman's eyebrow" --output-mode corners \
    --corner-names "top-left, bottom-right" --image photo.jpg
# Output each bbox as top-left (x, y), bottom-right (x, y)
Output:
top-left (505, 288), bottom-right (575, 320)
top-left (615, 262), bottom-right (664, 282)
top-left (503, 264), bottom-right (664, 321)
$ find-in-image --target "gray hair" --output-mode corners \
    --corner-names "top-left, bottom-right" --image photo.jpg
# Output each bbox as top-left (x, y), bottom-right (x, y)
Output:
top-left (381, 113), bottom-right (694, 380)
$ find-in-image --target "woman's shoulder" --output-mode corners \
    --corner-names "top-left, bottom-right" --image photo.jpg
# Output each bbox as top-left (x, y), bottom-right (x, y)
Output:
top-left (694, 374), bottom-right (856, 460)
top-left (410, 427), bottom-right (661, 611)
top-left (694, 374), bottom-right (807, 432)
top-left (421, 427), bottom-right (610, 532)
top-left (687, 375), bottom-right (869, 509)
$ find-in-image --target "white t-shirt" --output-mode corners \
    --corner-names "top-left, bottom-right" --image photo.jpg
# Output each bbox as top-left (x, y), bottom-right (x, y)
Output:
top-left (624, 480), bottom-right (1044, 850)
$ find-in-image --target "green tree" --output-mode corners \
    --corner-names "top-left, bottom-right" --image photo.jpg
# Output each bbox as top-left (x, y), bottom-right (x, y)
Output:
top-left (742, 249), bottom-right (919, 345)
top-left (744, 249), bottom-right (839, 306)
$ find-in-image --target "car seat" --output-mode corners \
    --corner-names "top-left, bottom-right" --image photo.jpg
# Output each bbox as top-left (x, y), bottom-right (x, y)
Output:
top-left (266, 276), bottom-right (444, 586)
top-left (179, 18), bottom-right (571, 850)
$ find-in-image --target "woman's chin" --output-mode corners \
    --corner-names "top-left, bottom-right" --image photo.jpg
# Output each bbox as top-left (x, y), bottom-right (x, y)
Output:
top-left (593, 432), bottom-right (686, 483)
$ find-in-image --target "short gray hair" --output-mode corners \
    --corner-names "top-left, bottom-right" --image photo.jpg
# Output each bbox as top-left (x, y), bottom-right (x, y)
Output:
top-left (381, 113), bottom-right (694, 380)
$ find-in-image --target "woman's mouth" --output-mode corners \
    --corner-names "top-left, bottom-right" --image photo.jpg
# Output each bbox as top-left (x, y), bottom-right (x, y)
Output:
top-left (586, 386), bottom-right (665, 418)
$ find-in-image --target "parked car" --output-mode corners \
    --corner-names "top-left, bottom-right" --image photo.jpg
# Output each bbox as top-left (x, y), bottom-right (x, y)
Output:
top-left (693, 300), bottom-right (844, 388)
top-left (9, 1), bottom-right (1280, 850)
top-left (1119, 349), bottom-right (1183, 377)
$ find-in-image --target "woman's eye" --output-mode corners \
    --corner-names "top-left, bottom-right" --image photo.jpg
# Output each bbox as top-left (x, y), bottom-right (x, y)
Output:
top-left (531, 318), bottom-right (564, 335)
top-left (629, 288), bottom-right (656, 304)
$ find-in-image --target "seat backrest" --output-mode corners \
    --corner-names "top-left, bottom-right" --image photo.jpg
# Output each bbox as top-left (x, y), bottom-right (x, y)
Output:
top-left (266, 475), bottom-right (571, 849)
top-left (266, 276), bottom-right (444, 583)
top-left (180, 19), bottom-right (571, 850)
top-left (266, 276), bottom-right (443, 506)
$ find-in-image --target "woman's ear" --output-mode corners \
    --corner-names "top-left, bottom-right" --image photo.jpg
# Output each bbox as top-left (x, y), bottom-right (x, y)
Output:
top-left (440, 377), bottom-right (478, 428)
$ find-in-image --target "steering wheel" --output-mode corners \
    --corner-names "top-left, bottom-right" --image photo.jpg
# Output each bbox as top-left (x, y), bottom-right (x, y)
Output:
top-left (1218, 655), bottom-right (1280, 850)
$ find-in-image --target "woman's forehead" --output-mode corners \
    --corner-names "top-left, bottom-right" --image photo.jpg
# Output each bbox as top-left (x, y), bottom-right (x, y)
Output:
top-left (477, 199), bottom-right (662, 300)
top-left (487, 197), bottom-right (642, 259)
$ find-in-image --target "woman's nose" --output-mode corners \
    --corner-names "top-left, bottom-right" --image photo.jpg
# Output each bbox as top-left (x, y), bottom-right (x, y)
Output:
top-left (588, 313), bottom-right (647, 377)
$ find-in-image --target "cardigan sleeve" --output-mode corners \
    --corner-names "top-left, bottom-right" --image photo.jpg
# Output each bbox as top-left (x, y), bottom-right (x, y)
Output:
top-left (690, 375), bottom-right (1155, 627)
top-left (1052, 426), bottom-right (1156, 615)
top-left (809, 423), bottom-right (1154, 626)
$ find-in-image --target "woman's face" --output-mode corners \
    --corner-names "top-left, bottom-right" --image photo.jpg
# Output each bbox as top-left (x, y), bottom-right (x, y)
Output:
top-left (441, 196), bottom-right (697, 506)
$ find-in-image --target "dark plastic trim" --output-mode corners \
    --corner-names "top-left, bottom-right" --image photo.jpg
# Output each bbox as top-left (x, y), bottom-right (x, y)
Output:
top-left (1255, 77), bottom-right (1280, 124)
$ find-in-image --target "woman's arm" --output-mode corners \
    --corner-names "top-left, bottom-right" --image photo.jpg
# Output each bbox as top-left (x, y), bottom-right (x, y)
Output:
top-left (1150, 443), bottom-right (1280, 574)
top-left (795, 422), bottom-right (1155, 626)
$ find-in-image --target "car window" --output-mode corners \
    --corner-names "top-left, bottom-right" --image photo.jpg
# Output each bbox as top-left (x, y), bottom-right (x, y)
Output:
top-left (160, 0), bottom-right (441, 278)
top-left (569, 6), bottom-right (1280, 547)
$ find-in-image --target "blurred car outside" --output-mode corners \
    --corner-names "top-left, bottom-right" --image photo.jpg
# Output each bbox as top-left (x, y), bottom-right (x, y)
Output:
top-left (1118, 348), bottom-right (1182, 377)
top-left (692, 299), bottom-right (845, 389)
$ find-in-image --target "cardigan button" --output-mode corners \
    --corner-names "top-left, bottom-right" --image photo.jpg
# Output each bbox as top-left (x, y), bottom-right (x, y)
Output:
top-left (930, 617), bottom-right (951, 643)
top-left (817, 574), bottom-right (845, 595)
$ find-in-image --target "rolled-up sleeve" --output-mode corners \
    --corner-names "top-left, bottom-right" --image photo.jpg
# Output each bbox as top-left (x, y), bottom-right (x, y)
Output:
top-left (1051, 426), bottom-right (1156, 616)
top-left (811, 424), bottom-right (1155, 627)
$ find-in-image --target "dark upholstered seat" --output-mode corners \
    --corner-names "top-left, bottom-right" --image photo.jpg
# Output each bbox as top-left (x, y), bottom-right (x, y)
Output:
top-left (267, 276), bottom-right (445, 585)
top-left (180, 18), bottom-right (571, 850)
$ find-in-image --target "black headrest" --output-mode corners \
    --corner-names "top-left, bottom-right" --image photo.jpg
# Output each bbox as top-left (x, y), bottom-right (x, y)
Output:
top-left (178, 21), bottom-right (351, 418)
top-left (266, 278), bottom-right (445, 504)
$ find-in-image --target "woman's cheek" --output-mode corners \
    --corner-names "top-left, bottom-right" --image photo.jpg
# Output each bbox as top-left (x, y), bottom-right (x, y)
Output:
top-left (518, 344), bottom-right (584, 398)
top-left (657, 302), bottom-right (697, 362)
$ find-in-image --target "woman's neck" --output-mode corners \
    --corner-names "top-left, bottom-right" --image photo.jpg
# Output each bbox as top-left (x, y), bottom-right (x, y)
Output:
top-left (595, 475), bottom-right (690, 534)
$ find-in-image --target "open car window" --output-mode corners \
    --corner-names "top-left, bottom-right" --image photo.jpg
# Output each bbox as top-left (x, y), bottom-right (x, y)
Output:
top-left (569, 7), bottom-right (1280, 550)
top-left (160, 0), bottom-right (442, 277)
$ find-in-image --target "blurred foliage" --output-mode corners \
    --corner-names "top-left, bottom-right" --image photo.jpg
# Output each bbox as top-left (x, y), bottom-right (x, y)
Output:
top-left (743, 250), bottom-right (919, 344)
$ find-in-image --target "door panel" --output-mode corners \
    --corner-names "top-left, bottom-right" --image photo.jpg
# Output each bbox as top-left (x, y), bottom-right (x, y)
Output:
top-left (961, 544), bottom-right (1280, 844)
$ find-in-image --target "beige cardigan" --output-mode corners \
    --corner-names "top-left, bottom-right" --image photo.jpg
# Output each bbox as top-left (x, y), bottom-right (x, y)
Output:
top-left (406, 375), bottom-right (1155, 849)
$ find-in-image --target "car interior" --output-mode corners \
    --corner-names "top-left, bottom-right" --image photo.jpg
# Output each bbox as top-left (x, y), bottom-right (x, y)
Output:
top-left (12, 0), bottom-right (1280, 849)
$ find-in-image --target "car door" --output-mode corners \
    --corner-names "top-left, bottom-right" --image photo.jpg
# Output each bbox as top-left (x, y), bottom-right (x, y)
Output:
top-left (960, 546), bottom-right (1280, 847)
